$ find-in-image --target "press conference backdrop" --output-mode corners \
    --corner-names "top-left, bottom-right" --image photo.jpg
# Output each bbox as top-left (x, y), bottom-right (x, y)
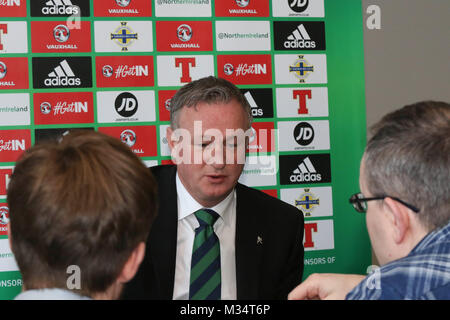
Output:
top-left (0, 0), bottom-right (370, 299)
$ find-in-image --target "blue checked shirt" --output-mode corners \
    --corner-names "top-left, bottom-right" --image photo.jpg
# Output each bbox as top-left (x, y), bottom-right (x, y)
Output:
top-left (346, 221), bottom-right (450, 300)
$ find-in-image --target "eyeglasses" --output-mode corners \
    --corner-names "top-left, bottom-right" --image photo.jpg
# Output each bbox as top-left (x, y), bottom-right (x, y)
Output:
top-left (349, 192), bottom-right (420, 213)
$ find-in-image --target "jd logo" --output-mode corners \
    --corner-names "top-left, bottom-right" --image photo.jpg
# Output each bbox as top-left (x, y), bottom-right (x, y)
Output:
top-left (115, 92), bottom-right (138, 118)
top-left (294, 122), bottom-right (314, 146)
top-left (288, 0), bottom-right (309, 13)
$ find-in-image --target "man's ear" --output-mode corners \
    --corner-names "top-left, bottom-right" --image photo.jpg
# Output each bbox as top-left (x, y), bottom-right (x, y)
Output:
top-left (384, 197), bottom-right (410, 244)
top-left (117, 242), bottom-right (145, 284)
top-left (166, 126), bottom-right (175, 151)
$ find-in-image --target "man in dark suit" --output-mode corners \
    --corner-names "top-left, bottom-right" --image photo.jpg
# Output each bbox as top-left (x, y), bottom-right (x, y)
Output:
top-left (122, 76), bottom-right (304, 300)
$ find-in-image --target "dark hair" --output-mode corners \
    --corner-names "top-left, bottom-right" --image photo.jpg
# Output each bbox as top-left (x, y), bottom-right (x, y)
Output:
top-left (169, 76), bottom-right (253, 129)
top-left (7, 130), bottom-right (157, 297)
top-left (363, 101), bottom-right (450, 230)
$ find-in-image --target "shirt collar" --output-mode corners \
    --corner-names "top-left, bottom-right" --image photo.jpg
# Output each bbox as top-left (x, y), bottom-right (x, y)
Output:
top-left (176, 172), bottom-right (235, 226)
top-left (410, 220), bottom-right (450, 254)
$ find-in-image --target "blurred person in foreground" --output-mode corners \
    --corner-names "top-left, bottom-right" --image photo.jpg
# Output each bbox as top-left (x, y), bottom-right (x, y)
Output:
top-left (288, 101), bottom-right (450, 300)
top-left (7, 130), bottom-right (158, 300)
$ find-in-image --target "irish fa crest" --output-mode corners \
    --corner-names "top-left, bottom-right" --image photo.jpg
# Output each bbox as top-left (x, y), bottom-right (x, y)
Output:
top-left (289, 55), bottom-right (314, 83)
top-left (295, 188), bottom-right (319, 216)
top-left (111, 22), bottom-right (138, 51)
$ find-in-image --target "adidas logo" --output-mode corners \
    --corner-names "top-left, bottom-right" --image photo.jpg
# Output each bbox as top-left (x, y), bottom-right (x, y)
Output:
top-left (284, 24), bottom-right (316, 49)
top-left (44, 59), bottom-right (81, 87)
top-left (290, 157), bottom-right (322, 182)
top-left (42, 0), bottom-right (80, 15)
top-left (244, 91), bottom-right (263, 117)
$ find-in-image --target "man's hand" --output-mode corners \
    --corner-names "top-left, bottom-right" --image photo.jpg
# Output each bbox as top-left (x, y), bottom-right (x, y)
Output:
top-left (288, 273), bottom-right (365, 300)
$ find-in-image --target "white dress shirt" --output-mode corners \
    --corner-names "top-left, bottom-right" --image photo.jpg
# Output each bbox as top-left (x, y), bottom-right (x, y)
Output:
top-left (14, 288), bottom-right (91, 300)
top-left (173, 173), bottom-right (237, 300)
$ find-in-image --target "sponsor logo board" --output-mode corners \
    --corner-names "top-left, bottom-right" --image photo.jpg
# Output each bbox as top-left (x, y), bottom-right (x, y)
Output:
top-left (33, 92), bottom-right (94, 125)
top-left (278, 120), bottom-right (330, 151)
top-left (0, 93), bottom-right (30, 126)
top-left (273, 21), bottom-right (326, 51)
top-left (215, 20), bottom-right (271, 51)
top-left (158, 90), bottom-right (177, 122)
top-left (35, 128), bottom-right (93, 144)
top-left (217, 54), bottom-right (272, 85)
top-left (241, 88), bottom-right (274, 119)
top-left (94, 21), bottom-right (153, 52)
top-left (279, 153), bottom-right (331, 185)
top-left (238, 155), bottom-right (277, 187)
top-left (0, 166), bottom-right (13, 200)
top-left (98, 126), bottom-right (157, 157)
top-left (32, 57), bottom-right (92, 89)
top-left (272, 0), bottom-right (325, 17)
top-left (0, 204), bottom-right (9, 236)
top-left (30, 21), bottom-right (91, 53)
top-left (0, 130), bottom-right (31, 163)
top-left (0, 57), bottom-right (29, 90)
top-left (215, 0), bottom-right (269, 17)
top-left (276, 87), bottom-right (329, 118)
top-left (0, 0), bottom-right (27, 17)
top-left (304, 219), bottom-right (334, 251)
top-left (275, 53), bottom-right (327, 84)
top-left (157, 55), bottom-right (214, 86)
top-left (280, 186), bottom-right (333, 218)
top-left (0, 239), bottom-right (19, 272)
top-left (96, 55), bottom-right (154, 87)
top-left (155, 0), bottom-right (211, 17)
top-left (247, 122), bottom-right (275, 153)
top-left (94, 0), bottom-right (152, 17)
top-left (0, 21), bottom-right (28, 53)
top-left (156, 21), bottom-right (213, 52)
top-left (96, 90), bottom-right (156, 123)
top-left (30, 0), bottom-right (90, 17)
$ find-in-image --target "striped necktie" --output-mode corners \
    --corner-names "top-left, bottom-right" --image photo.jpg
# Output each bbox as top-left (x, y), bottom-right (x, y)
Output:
top-left (189, 208), bottom-right (221, 300)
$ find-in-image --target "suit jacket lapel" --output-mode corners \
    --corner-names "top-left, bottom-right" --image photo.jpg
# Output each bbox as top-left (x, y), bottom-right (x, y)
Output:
top-left (148, 165), bottom-right (178, 299)
top-left (235, 183), bottom-right (264, 299)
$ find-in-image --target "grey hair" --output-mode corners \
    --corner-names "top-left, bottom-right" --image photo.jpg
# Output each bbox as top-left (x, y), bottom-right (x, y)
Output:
top-left (169, 76), bottom-right (253, 129)
top-left (363, 101), bottom-right (450, 230)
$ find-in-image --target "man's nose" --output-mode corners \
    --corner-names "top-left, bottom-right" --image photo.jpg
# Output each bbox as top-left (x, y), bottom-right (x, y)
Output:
top-left (205, 142), bottom-right (226, 169)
